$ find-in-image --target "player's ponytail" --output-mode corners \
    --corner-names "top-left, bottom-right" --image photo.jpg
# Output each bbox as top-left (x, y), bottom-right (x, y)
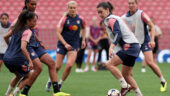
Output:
top-left (23, 0), bottom-right (30, 10)
top-left (97, 1), bottom-right (114, 13)
top-left (107, 2), bottom-right (114, 13)
top-left (12, 10), bottom-right (36, 34)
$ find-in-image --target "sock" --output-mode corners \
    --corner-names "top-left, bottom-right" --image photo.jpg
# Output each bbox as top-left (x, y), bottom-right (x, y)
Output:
top-left (21, 85), bottom-right (31, 95)
top-left (160, 76), bottom-right (166, 83)
top-left (119, 77), bottom-right (128, 88)
top-left (135, 88), bottom-right (143, 96)
top-left (59, 79), bottom-right (63, 85)
top-left (5, 85), bottom-right (13, 95)
top-left (52, 82), bottom-right (60, 93)
top-left (13, 87), bottom-right (20, 96)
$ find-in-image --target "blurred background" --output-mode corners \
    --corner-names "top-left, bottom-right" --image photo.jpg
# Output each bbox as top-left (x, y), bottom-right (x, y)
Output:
top-left (0, 0), bottom-right (169, 63)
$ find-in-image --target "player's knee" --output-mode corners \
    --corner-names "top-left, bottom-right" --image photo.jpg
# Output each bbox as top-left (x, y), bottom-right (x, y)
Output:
top-left (122, 72), bottom-right (131, 78)
top-left (34, 65), bottom-right (42, 73)
top-left (146, 61), bottom-right (154, 67)
top-left (106, 61), bottom-right (112, 68)
top-left (56, 65), bottom-right (62, 71)
top-left (66, 63), bottom-right (73, 69)
top-left (48, 60), bottom-right (56, 68)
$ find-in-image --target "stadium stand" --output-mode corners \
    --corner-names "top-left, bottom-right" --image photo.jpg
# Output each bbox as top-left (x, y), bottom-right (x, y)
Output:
top-left (0, 0), bottom-right (169, 49)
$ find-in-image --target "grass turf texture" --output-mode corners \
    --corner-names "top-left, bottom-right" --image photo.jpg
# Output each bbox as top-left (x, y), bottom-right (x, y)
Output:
top-left (0, 62), bottom-right (169, 96)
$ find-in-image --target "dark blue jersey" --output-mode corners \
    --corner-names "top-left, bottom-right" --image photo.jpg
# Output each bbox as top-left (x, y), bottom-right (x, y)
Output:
top-left (57, 14), bottom-right (86, 46)
top-left (27, 29), bottom-right (40, 48)
top-left (4, 29), bottom-right (32, 61)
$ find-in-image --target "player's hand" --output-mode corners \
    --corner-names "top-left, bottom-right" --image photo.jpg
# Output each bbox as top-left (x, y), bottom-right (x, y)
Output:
top-left (65, 43), bottom-right (73, 51)
top-left (29, 61), bottom-right (33, 70)
top-left (81, 40), bottom-right (86, 49)
top-left (109, 48), bottom-right (114, 58)
top-left (149, 41), bottom-right (155, 49)
top-left (40, 42), bottom-right (46, 50)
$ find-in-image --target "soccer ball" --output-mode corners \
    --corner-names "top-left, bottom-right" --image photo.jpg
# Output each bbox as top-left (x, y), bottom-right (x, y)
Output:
top-left (107, 89), bottom-right (121, 96)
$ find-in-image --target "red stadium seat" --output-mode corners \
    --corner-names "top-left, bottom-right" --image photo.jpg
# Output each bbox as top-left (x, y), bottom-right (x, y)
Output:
top-left (1, 0), bottom-right (169, 49)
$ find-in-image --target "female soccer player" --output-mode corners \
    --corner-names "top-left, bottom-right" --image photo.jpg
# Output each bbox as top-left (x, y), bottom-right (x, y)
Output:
top-left (45, 0), bottom-right (86, 91)
top-left (0, 13), bottom-right (11, 71)
top-left (5, 0), bottom-right (69, 96)
top-left (97, 2), bottom-right (142, 96)
top-left (84, 16), bottom-right (100, 72)
top-left (141, 17), bottom-right (163, 72)
top-left (121, 0), bottom-right (167, 92)
top-left (18, 0), bottom-right (70, 96)
top-left (3, 10), bottom-right (35, 96)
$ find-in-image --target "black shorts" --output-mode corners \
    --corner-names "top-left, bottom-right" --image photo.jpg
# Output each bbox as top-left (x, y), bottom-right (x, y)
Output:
top-left (116, 51), bottom-right (137, 67)
top-left (3, 58), bottom-right (30, 77)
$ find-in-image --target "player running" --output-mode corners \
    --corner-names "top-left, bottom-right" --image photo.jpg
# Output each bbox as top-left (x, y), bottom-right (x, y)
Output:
top-left (121, 0), bottom-right (167, 92)
top-left (3, 10), bottom-right (35, 96)
top-left (97, 2), bottom-right (142, 96)
top-left (45, 0), bottom-right (86, 92)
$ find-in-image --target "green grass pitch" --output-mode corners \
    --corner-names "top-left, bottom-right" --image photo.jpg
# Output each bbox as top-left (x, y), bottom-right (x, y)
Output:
top-left (0, 62), bottom-right (169, 96)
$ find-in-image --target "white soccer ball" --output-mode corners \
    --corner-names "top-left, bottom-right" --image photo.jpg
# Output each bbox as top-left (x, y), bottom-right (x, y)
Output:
top-left (107, 89), bottom-right (121, 96)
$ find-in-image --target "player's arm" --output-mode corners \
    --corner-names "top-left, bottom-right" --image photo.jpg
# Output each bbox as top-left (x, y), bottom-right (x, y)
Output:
top-left (34, 33), bottom-right (46, 49)
top-left (108, 19), bottom-right (122, 58)
top-left (142, 12), bottom-right (155, 48)
top-left (56, 17), bottom-right (72, 50)
top-left (4, 30), bottom-right (13, 44)
top-left (21, 30), bottom-right (33, 69)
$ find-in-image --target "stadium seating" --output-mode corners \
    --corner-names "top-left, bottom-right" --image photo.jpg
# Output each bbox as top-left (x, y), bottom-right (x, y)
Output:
top-left (0, 0), bottom-right (169, 49)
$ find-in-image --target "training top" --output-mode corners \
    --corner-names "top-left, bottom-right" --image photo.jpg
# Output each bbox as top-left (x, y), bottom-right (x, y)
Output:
top-left (104, 14), bottom-right (139, 54)
top-left (122, 10), bottom-right (151, 44)
top-left (0, 22), bottom-right (11, 54)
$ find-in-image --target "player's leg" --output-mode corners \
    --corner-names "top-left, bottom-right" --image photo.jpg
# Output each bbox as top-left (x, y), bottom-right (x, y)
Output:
top-left (45, 48), bottom-right (65, 92)
top-left (106, 54), bottom-right (129, 92)
top-left (20, 58), bottom-right (42, 96)
top-left (13, 72), bottom-right (31, 96)
top-left (84, 49), bottom-right (92, 72)
top-left (91, 49), bottom-right (98, 72)
top-left (144, 50), bottom-right (167, 92)
top-left (40, 53), bottom-right (61, 94)
top-left (153, 52), bottom-right (157, 64)
top-left (122, 65), bottom-right (142, 96)
top-left (4, 73), bottom-right (22, 96)
top-left (144, 51), bottom-right (162, 77)
top-left (141, 58), bottom-right (147, 72)
top-left (59, 51), bottom-right (77, 88)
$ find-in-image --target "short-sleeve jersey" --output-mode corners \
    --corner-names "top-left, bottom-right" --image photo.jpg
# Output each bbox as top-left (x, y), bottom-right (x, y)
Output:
top-left (4, 29), bottom-right (32, 61)
top-left (57, 14), bottom-right (86, 46)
